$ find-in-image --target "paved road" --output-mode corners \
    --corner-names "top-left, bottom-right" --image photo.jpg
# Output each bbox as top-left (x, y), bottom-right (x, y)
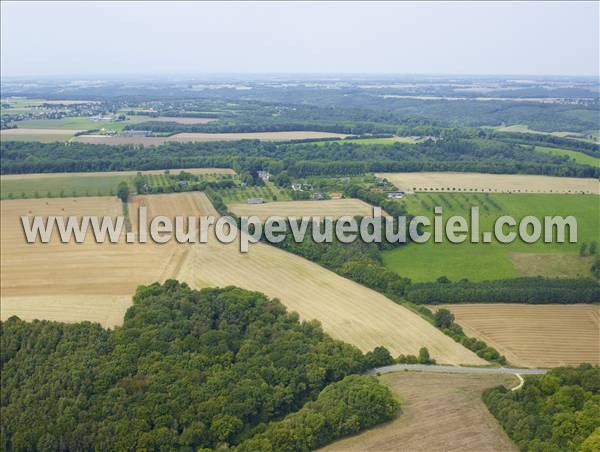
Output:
top-left (367, 364), bottom-right (548, 376)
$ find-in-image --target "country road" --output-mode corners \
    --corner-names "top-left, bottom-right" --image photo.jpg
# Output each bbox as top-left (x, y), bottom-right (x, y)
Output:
top-left (367, 363), bottom-right (548, 376)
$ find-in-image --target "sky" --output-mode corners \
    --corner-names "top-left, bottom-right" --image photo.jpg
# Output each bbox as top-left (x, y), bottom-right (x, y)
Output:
top-left (1, 1), bottom-right (598, 77)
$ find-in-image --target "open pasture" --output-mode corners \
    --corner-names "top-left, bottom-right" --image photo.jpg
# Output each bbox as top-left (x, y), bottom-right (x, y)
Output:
top-left (382, 193), bottom-right (599, 282)
top-left (438, 304), bottom-right (600, 368)
top-left (493, 124), bottom-right (599, 144)
top-left (377, 172), bottom-right (599, 195)
top-left (0, 168), bottom-right (235, 199)
top-left (323, 371), bottom-right (518, 452)
top-left (73, 130), bottom-right (349, 145)
top-left (534, 145), bottom-right (599, 166)
top-left (12, 115), bottom-right (152, 132)
top-left (228, 198), bottom-right (379, 221)
top-left (213, 183), bottom-right (292, 204)
top-left (0, 192), bottom-right (484, 365)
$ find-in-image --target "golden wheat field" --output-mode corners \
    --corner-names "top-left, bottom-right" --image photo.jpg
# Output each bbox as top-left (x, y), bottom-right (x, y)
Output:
top-left (0, 196), bottom-right (188, 327)
top-left (323, 372), bottom-right (519, 452)
top-left (0, 192), bottom-right (484, 365)
top-left (377, 172), bottom-right (599, 194)
top-left (228, 198), bottom-right (382, 221)
top-left (438, 304), bottom-right (600, 368)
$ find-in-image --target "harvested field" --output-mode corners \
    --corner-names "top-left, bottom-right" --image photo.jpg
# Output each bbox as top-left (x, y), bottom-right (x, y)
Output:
top-left (1, 192), bottom-right (484, 365)
top-left (439, 304), bottom-right (600, 368)
top-left (0, 196), bottom-right (190, 327)
top-left (377, 172), bottom-right (599, 195)
top-left (1, 128), bottom-right (83, 135)
top-left (1, 128), bottom-right (81, 142)
top-left (73, 131), bottom-right (348, 145)
top-left (228, 198), bottom-right (381, 221)
top-left (322, 371), bottom-right (518, 452)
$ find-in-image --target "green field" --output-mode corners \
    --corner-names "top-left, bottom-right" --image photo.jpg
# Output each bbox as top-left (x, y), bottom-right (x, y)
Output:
top-left (0, 170), bottom-right (226, 199)
top-left (382, 193), bottom-right (600, 282)
top-left (493, 124), bottom-right (599, 144)
top-left (0, 174), bottom-right (129, 199)
top-left (217, 182), bottom-right (292, 204)
top-left (16, 115), bottom-right (149, 132)
top-left (534, 145), bottom-right (599, 166)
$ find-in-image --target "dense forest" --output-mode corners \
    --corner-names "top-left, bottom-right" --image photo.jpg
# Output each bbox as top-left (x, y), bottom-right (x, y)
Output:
top-left (483, 364), bottom-right (600, 451)
top-left (405, 277), bottom-right (600, 305)
top-left (2, 136), bottom-right (598, 178)
top-left (0, 281), bottom-right (398, 451)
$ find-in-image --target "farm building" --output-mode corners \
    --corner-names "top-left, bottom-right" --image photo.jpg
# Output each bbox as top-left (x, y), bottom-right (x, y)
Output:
top-left (330, 192), bottom-right (343, 199)
top-left (257, 170), bottom-right (271, 182)
top-left (312, 192), bottom-right (325, 200)
top-left (247, 197), bottom-right (264, 204)
top-left (386, 191), bottom-right (405, 199)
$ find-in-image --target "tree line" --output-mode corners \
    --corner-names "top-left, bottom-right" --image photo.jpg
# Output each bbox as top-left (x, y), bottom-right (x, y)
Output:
top-left (405, 277), bottom-right (600, 305)
top-left (2, 137), bottom-right (598, 178)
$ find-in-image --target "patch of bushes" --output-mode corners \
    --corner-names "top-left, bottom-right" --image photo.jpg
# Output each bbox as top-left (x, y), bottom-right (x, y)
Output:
top-left (483, 364), bottom-right (600, 451)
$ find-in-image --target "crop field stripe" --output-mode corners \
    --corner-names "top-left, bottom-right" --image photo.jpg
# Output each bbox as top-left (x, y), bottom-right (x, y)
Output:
top-left (438, 304), bottom-right (600, 368)
top-left (377, 172), bottom-right (599, 195)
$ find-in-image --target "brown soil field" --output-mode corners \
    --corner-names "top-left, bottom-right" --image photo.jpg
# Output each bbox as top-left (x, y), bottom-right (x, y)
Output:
top-left (322, 371), bottom-right (518, 452)
top-left (228, 198), bottom-right (382, 221)
top-left (0, 193), bottom-right (484, 365)
top-left (72, 131), bottom-right (348, 145)
top-left (0, 167), bottom-right (234, 182)
top-left (377, 172), bottom-right (599, 195)
top-left (438, 304), bottom-right (600, 368)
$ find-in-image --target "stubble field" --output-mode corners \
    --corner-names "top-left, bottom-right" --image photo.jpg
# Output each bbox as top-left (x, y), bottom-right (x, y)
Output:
top-left (228, 198), bottom-right (380, 221)
top-left (438, 304), bottom-right (600, 368)
top-left (0, 192), bottom-right (484, 365)
top-left (322, 371), bottom-right (519, 452)
top-left (377, 172), bottom-right (599, 194)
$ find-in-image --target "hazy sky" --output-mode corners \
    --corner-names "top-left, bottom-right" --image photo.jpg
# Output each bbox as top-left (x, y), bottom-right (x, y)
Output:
top-left (1, 1), bottom-right (598, 77)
